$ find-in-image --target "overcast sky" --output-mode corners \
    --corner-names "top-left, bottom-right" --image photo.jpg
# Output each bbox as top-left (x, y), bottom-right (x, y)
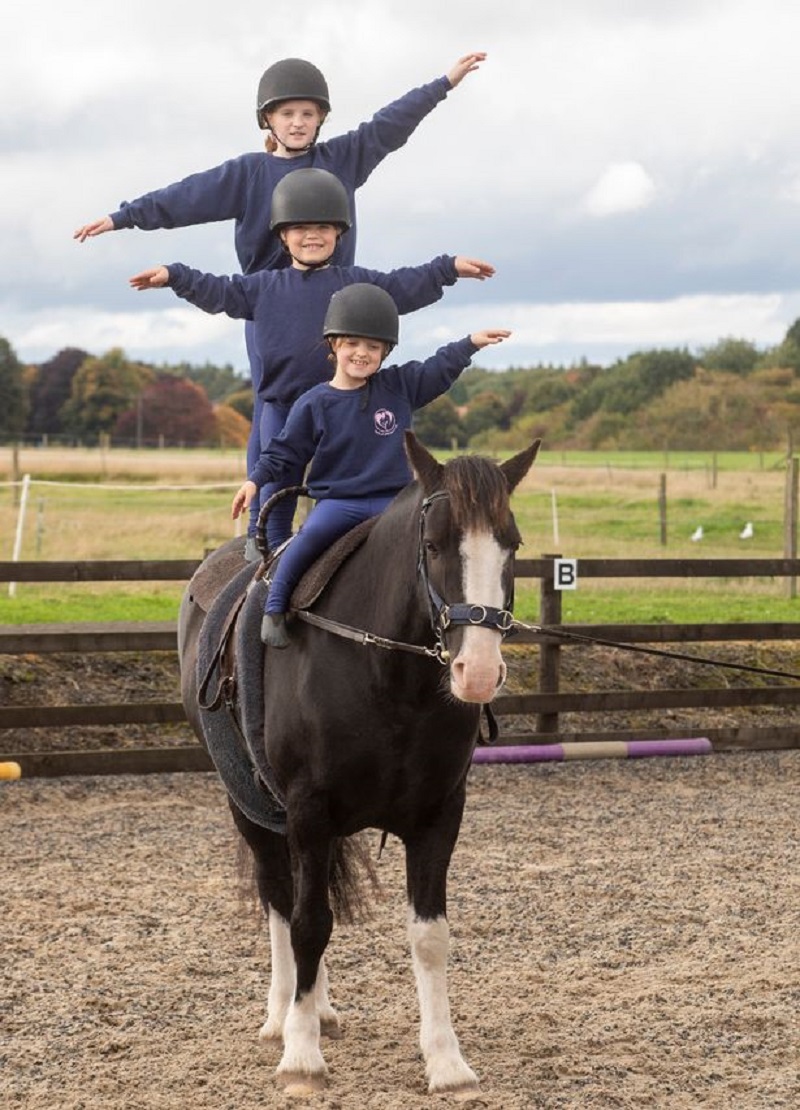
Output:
top-left (4, 0), bottom-right (800, 374)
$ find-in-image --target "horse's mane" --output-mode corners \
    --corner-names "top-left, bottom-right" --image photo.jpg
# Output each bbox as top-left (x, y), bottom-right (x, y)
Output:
top-left (440, 454), bottom-right (512, 533)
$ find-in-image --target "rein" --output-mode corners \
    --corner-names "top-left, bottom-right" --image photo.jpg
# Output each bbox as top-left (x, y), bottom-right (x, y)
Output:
top-left (513, 619), bottom-right (800, 682)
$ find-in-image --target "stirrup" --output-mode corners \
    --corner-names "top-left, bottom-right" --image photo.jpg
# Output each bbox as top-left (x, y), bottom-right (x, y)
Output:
top-left (261, 613), bottom-right (290, 649)
top-left (244, 537), bottom-right (263, 564)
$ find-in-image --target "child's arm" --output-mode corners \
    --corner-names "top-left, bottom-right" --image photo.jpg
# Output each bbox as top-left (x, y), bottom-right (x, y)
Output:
top-left (74, 156), bottom-right (254, 242)
top-left (325, 53), bottom-right (486, 190)
top-left (128, 263), bottom-right (257, 320)
top-left (359, 253), bottom-right (494, 315)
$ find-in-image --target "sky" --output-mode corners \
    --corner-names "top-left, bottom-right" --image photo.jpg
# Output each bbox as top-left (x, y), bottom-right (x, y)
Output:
top-left (4, 0), bottom-right (800, 375)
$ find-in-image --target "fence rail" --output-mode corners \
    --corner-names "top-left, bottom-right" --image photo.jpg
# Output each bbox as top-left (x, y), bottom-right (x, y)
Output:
top-left (3, 556), bottom-right (800, 776)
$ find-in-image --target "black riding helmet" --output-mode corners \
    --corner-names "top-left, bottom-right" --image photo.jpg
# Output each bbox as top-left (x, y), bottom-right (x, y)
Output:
top-left (256, 58), bottom-right (331, 129)
top-left (323, 284), bottom-right (399, 349)
top-left (270, 169), bottom-right (352, 233)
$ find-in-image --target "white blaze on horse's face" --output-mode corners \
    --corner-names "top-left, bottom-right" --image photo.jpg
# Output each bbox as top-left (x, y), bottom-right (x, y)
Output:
top-left (448, 528), bottom-right (509, 703)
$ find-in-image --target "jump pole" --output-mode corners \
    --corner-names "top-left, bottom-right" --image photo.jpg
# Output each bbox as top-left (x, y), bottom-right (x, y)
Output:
top-left (472, 738), bottom-right (712, 764)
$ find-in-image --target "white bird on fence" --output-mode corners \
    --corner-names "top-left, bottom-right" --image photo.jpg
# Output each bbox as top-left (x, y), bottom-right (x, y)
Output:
top-left (739, 522), bottom-right (754, 539)
top-left (690, 526), bottom-right (704, 542)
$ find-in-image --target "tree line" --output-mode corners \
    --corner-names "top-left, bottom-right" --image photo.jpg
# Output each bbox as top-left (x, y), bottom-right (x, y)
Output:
top-left (2, 319), bottom-right (800, 451)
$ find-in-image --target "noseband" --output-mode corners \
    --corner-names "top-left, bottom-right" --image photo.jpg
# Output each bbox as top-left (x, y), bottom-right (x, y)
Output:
top-left (418, 490), bottom-right (515, 657)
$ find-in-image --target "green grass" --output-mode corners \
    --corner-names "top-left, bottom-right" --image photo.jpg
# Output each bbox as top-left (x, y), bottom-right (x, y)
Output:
top-left (2, 445), bottom-right (799, 626)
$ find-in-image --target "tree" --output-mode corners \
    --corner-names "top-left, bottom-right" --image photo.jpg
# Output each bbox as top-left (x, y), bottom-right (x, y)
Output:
top-left (412, 395), bottom-right (465, 449)
top-left (224, 387), bottom-right (254, 422)
top-left (462, 391), bottom-right (508, 441)
top-left (0, 337), bottom-right (28, 438)
top-left (213, 402), bottom-right (250, 448)
top-left (26, 347), bottom-right (90, 436)
top-left (699, 337), bottom-right (760, 376)
top-left (61, 348), bottom-right (154, 440)
top-left (114, 376), bottom-right (215, 446)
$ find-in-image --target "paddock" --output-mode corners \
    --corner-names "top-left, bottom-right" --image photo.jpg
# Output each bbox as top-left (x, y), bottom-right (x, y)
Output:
top-left (2, 751), bottom-right (796, 1109)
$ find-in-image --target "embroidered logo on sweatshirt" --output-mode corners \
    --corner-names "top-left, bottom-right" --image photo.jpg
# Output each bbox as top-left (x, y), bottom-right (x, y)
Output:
top-left (374, 409), bottom-right (397, 436)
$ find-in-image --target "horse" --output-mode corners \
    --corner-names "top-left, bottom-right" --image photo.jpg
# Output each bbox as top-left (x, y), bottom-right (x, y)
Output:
top-left (178, 431), bottom-right (540, 1097)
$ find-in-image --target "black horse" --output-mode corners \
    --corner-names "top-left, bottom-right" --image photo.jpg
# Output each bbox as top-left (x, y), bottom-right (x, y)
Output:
top-left (178, 432), bottom-right (539, 1096)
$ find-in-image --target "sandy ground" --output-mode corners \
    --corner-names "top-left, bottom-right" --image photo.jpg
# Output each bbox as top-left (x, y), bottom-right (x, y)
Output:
top-left (1, 751), bottom-right (798, 1109)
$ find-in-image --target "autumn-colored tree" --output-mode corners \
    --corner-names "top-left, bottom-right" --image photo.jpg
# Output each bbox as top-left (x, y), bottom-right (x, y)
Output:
top-left (0, 337), bottom-right (28, 438)
top-left (213, 402), bottom-right (250, 448)
top-left (224, 387), bottom-right (254, 423)
top-left (113, 375), bottom-right (216, 446)
top-left (412, 394), bottom-right (465, 449)
top-left (61, 348), bottom-right (154, 439)
top-left (27, 347), bottom-right (91, 436)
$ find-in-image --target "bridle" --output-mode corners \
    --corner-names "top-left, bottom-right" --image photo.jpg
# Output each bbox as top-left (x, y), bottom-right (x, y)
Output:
top-left (417, 490), bottom-right (516, 657)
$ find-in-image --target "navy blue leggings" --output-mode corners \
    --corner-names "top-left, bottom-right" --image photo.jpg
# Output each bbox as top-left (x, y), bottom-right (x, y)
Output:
top-left (265, 495), bottom-right (395, 614)
top-left (246, 398), bottom-right (304, 550)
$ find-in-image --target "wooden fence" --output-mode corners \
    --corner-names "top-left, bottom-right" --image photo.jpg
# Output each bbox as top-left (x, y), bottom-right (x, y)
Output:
top-left (2, 556), bottom-right (800, 776)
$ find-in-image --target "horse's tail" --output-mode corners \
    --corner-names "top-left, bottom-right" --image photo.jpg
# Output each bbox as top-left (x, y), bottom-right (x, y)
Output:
top-left (329, 833), bottom-right (382, 924)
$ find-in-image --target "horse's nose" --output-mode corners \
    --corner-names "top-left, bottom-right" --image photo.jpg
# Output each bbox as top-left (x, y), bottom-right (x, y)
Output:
top-left (450, 639), bottom-right (506, 704)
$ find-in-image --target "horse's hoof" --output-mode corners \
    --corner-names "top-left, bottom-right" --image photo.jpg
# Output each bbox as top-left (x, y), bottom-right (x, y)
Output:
top-left (277, 1070), bottom-right (328, 1096)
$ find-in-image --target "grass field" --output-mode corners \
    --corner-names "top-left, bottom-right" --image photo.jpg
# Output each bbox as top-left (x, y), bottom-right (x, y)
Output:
top-left (2, 444), bottom-right (799, 624)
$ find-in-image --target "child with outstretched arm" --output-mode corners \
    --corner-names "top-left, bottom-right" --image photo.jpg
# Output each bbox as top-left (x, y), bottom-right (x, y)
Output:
top-left (229, 283), bottom-right (511, 648)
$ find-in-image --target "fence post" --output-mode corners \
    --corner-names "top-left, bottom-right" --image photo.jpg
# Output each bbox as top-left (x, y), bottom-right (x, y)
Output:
top-left (785, 457), bottom-right (798, 598)
top-left (538, 553), bottom-right (562, 735)
top-left (659, 473), bottom-right (667, 546)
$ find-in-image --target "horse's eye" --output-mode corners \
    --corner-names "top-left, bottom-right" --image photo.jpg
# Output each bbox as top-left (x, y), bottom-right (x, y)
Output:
top-left (424, 540), bottom-right (439, 558)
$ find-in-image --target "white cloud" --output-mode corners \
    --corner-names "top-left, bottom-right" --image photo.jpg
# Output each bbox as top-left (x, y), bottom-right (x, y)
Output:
top-left (582, 162), bottom-right (657, 218)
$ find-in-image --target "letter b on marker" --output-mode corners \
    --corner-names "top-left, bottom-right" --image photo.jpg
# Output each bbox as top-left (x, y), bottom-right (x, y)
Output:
top-left (554, 558), bottom-right (578, 590)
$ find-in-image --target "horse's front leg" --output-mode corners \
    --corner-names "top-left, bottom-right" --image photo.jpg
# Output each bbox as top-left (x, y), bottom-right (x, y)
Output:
top-left (405, 811), bottom-right (480, 1097)
top-left (276, 821), bottom-right (334, 1093)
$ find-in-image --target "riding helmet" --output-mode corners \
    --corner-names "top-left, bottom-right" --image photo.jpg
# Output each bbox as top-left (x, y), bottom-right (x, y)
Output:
top-left (323, 284), bottom-right (399, 347)
top-left (270, 169), bottom-right (352, 232)
top-left (256, 58), bottom-right (331, 128)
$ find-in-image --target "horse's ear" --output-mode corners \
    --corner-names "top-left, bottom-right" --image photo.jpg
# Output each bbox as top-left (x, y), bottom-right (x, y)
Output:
top-left (500, 439), bottom-right (541, 493)
top-left (405, 431), bottom-right (443, 492)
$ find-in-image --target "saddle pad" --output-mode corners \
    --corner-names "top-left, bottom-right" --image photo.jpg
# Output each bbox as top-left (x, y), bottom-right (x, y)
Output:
top-left (290, 514), bottom-right (376, 610)
top-left (187, 536), bottom-right (248, 614)
top-left (196, 559), bottom-right (286, 832)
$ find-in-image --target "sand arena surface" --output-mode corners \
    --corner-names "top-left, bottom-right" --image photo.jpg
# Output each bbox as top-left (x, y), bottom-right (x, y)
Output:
top-left (1, 752), bottom-right (797, 1109)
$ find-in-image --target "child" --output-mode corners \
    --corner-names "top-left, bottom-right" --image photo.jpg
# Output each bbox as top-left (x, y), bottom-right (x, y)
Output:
top-left (129, 168), bottom-right (496, 556)
top-left (229, 283), bottom-right (511, 648)
top-left (73, 52), bottom-right (486, 274)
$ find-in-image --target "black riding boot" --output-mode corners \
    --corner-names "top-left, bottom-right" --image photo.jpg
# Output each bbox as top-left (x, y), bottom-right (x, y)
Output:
top-left (261, 613), bottom-right (290, 649)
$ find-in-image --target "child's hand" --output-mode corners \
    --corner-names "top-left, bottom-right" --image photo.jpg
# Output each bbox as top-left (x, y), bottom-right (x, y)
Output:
top-left (129, 266), bottom-right (169, 291)
top-left (454, 256), bottom-right (495, 280)
top-left (470, 329), bottom-right (512, 349)
top-left (447, 52), bottom-right (486, 88)
top-left (232, 481), bottom-right (258, 520)
top-left (73, 216), bottom-right (114, 242)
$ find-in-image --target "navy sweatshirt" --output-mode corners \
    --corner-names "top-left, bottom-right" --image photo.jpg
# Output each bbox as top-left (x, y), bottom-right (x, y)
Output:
top-left (248, 336), bottom-right (478, 498)
top-left (166, 256), bottom-right (459, 406)
top-left (111, 77), bottom-right (450, 273)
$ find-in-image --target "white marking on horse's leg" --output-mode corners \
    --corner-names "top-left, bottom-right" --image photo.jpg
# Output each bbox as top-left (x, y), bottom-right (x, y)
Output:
top-left (408, 908), bottom-right (479, 1094)
top-left (315, 956), bottom-right (342, 1038)
top-left (450, 530), bottom-right (508, 703)
top-left (276, 989), bottom-right (328, 1090)
top-left (259, 907), bottom-right (295, 1041)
